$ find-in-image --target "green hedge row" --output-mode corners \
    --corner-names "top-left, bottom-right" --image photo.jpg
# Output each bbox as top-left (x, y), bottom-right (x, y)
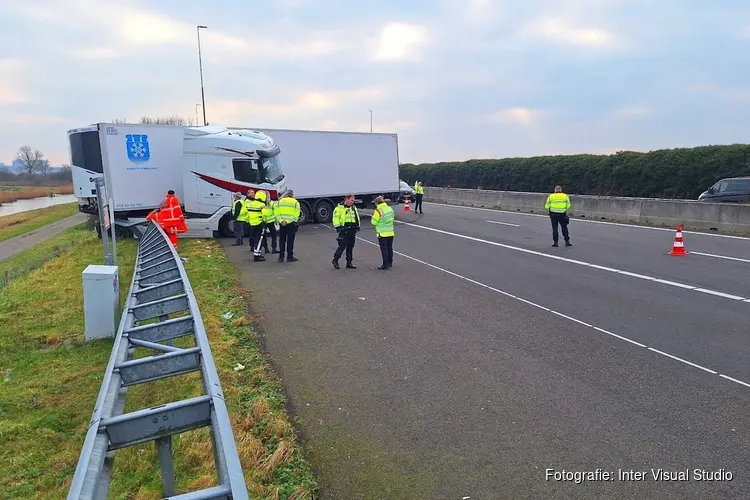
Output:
top-left (399, 144), bottom-right (750, 199)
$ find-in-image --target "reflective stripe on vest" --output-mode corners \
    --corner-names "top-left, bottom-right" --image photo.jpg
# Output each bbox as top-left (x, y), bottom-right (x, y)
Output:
top-left (373, 203), bottom-right (395, 236)
top-left (262, 204), bottom-right (275, 224)
top-left (545, 193), bottom-right (570, 213)
top-left (333, 204), bottom-right (359, 228)
top-left (234, 199), bottom-right (249, 222)
top-left (275, 197), bottom-right (300, 223)
top-left (246, 199), bottom-right (265, 226)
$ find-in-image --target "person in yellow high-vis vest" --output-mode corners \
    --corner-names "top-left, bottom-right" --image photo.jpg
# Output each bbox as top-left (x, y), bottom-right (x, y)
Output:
top-left (274, 190), bottom-right (302, 262)
top-left (414, 181), bottom-right (424, 214)
top-left (246, 190), bottom-right (267, 261)
top-left (231, 192), bottom-right (249, 246)
top-left (371, 196), bottom-right (395, 270)
top-left (544, 185), bottom-right (572, 247)
top-left (260, 191), bottom-right (278, 254)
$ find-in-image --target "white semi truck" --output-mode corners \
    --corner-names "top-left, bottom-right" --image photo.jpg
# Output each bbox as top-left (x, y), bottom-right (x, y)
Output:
top-left (68, 123), bottom-right (400, 239)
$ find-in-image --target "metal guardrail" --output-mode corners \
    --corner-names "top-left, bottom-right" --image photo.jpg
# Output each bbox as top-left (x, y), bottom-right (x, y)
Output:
top-left (68, 221), bottom-right (248, 499)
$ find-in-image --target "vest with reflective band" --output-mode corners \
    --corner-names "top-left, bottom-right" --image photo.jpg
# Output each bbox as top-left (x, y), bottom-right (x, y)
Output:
top-left (262, 204), bottom-right (275, 224)
top-left (159, 194), bottom-right (187, 232)
top-left (234, 199), bottom-right (249, 222)
top-left (245, 199), bottom-right (265, 226)
top-left (414, 183), bottom-right (424, 195)
top-left (333, 204), bottom-right (359, 229)
top-left (545, 192), bottom-right (570, 213)
top-left (372, 203), bottom-right (395, 237)
top-left (275, 197), bottom-right (301, 224)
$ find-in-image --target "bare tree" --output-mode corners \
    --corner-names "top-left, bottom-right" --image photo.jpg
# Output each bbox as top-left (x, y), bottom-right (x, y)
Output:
top-left (110, 116), bottom-right (196, 125)
top-left (140, 116), bottom-right (195, 126)
top-left (38, 159), bottom-right (50, 176)
top-left (15, 146), bottom-right (45, 175)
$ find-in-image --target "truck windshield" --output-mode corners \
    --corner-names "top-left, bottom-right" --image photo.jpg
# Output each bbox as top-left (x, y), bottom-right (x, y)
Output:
top-left (261, 155), bottom-right (284, 184)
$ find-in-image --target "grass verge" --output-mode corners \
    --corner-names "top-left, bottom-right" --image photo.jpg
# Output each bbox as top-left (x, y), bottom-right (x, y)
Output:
top-left (0, 236), bottom-right (318, 499)
top-left (0, 202), bottom-right (79, 243)
top-left (0, 184), bottom-right (74, 205)
top-left (0, 222), bottom-right (94, 289)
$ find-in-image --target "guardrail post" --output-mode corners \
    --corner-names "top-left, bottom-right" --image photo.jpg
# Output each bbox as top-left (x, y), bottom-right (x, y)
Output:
top-left (156, 436), bottom-right (176, 496)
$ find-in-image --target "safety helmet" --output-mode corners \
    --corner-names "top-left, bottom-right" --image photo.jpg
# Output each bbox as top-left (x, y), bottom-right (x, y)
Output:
top-left (255, 190), bottom-right (267, 202)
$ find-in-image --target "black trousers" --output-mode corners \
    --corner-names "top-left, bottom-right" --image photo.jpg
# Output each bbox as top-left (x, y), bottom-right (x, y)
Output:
top-left (278, 223), bottom-right (298, 258)
top-left (249, 224), bottom-right (264, 255)
top-left (415, 193), bottom-right (423, 213)
top-left (378, 236), bottom-right (394, 266)
top-left (233, 220), bottom-right (246, 242)
top-left (334, 229), bottom-right (356, 262)
top-left (261, 223), bottom-right (277, 251)
top-left (550, 213), bottom-right (570, 242)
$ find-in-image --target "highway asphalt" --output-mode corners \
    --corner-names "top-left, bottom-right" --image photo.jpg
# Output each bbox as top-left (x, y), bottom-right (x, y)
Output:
top-left (223, 202), bottom-right (748, 500)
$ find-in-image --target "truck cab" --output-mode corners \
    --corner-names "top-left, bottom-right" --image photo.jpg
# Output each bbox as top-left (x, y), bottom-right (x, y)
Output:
top-left (67, 123), bottom-right (289, 239)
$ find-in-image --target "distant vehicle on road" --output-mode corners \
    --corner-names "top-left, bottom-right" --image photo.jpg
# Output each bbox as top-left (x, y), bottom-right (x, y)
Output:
top-left (698, 176), bottom-right (750, 203)
top-left (391, 180), bottom-right (416, 203)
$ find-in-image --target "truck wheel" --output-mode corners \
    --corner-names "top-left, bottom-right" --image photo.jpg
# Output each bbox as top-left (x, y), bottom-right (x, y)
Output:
top-left (218, 213), bottom-right (234, 238)
top-left (299, 201), bottom-right (312, 225)
top-left (314, 200), bottom-right (334, 224)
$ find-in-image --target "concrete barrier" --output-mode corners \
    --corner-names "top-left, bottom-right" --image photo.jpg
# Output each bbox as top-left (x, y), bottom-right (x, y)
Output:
top-left (424, 187), bottom-right (750, 234)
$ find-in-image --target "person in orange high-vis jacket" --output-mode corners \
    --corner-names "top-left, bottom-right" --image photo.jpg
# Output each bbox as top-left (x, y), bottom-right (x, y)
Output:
top-left (154, 190), bottom-right (188, 249)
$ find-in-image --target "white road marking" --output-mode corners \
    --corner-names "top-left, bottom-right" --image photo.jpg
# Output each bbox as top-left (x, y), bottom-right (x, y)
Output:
top-left (647, 348), bottom-right (717, 374)
top-left (692, 251), bottom-right (750, 264)
top-left (719, 374), bottom-right (750, 389)
top-left (424, 201), bottom-right (750, 240)
top-left (396, 221), bottom-right (750, 303)
top-left (486, 220), bottom-right (520, 227)
top-left (345, 229), bottom-right (749, 391)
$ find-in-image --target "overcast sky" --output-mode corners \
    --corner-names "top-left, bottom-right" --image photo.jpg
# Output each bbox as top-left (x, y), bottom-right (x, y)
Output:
top-left (1, 0), bottom-right (749, 166)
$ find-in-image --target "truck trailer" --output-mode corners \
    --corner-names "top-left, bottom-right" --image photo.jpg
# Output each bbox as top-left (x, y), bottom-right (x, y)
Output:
top-left (68, 122), bottom-right (288, 238)
top-left (229, 128), bottom-right (401, 224)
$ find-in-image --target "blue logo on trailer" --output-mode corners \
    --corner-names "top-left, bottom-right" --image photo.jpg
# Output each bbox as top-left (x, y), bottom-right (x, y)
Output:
top-left (126, 134), bottom-right (150, 163)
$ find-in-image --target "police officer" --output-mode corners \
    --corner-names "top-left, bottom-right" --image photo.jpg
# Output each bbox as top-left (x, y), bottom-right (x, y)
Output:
top-left (232, 192), bottom-right (248, 246)
top-left (414, 180), bottom-right (424, 214)
top-left (371, 195), bottom-right (395, 270)
top-left (275, 189), bottom-right (301, 262)
top-left (261, 191), bottom-right (278, 254)
top-left (247, 190), bottom-right (267, 261)
top-left (544, 185), bottom-right (572, 247)
top-left (332, 194), bottom-right (360, 269)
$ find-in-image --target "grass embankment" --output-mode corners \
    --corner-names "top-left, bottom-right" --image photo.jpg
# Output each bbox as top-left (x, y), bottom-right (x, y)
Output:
top-left (0, 202), bottom-right (79, 243)
top-left (0, 233), bottom-right (317, 498)
top-left (0, 221), bottom-right (92, 289)
top-left (0, 184), bottom-right (74, 205)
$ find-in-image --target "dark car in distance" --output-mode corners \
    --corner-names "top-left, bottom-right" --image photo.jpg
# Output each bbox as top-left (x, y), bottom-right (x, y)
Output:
top-left (698, 177), bottom-right (750, 204)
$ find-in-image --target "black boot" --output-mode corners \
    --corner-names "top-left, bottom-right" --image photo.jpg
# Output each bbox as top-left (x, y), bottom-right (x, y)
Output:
top-left (565, 241), bottom-right (572, 247)
top-left (346, 262), bottom-right (356, 269)
top-left (278, 255), bottom-right (284, 262)
top-left (377, 264), bottom-right (389, 270)
top-left (272, 246), bottom-right (279, 254)
top-left (552, 242), bottom-right (558, 247)
top-left (332, 258), bottom-right (340, 269)
top-left (287, 256), bottom-right (299, 262)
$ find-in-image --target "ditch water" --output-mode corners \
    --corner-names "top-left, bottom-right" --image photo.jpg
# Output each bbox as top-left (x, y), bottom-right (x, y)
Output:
top-left (0, 195), bottom-right (77, 217)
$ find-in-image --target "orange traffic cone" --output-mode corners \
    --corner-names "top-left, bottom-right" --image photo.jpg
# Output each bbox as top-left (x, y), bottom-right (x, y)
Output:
top-left (669, 224), bottom-right (688, 256)
top-left (404, 196), bottom-right (411, 212)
